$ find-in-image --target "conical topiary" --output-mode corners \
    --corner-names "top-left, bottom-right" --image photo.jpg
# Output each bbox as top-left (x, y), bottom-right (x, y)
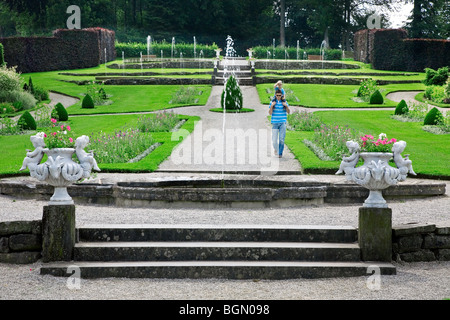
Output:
top-left (52, 102), bottom-right (69, 121)
top-left (369, 89), bottom-right (384, 104)
top-left (82, 94), bottom-right (95, 109)
top-left (17, 111), bottom-right (36, 130)
top-left (394, 99), bottom-right (409, 115)
top-left (423, 107), bottom-right (443, 125)
top-left (221, 75), bottom-right (243, 111)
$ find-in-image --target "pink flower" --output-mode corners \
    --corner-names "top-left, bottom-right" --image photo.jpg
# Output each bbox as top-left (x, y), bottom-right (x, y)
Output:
top-left (44, 133), bottom-right (47, 138)
top-left (67, 126), bottom-right (71, 131)
top-left (69, 138), bottom-right (73, 143)
top-left (51, 118), bottom-right (57, 124)
top-left (390, 138), bottom-right (397, 143)
top-left (61, 125), bottom-right (64, 130)
top-left (52, 132), bottom-right (57, 136)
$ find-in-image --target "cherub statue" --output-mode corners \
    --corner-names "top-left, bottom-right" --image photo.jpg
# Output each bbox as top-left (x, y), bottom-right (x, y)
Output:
top-left (20, 134), bottom-right (47, 171)
top-left (75, 135), bottom-right (100, 177)
top-left (336, 140), bottom-right (361, 176)
top-left (392, 141), bottom-right (416, 180)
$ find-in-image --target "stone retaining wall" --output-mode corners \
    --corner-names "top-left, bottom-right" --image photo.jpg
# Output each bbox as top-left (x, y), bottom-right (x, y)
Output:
top-left (392, 223), bottom-right (450, 262)
top-left (0, 220), bottom-right (42, 264)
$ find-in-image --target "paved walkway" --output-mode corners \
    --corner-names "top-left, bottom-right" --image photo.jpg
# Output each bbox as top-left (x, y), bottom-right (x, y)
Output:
top-left (157, 85), bottom-right (302, 174)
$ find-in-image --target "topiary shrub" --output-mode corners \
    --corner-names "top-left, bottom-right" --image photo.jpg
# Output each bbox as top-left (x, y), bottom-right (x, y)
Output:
top-left (52, 102), bottom-right (69, 121)
top-left (423, 107), bottom-right (443, 125)
top-left (82, 94), bottom-right (95, 109)
top-left (221, 75), bottom-right (243, 111)
top-left (369, 90), bottom-right (384, 104)
top-left (423, 67), bottom-right (449, 86)
top-left (395, 99), bottom-right (409, 115)
top-left (17, 111), bottom-right (36, 130)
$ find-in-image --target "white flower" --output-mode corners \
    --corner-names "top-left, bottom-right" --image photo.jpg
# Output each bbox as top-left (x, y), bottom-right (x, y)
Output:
top-left (63, 131), bottom-right (67, 135)
top-left (378, 133), bottom-right (387, 140)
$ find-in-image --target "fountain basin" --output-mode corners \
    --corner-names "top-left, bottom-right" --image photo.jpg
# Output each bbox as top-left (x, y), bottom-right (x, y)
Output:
top-left (0, 178), bottom-right (445, 209)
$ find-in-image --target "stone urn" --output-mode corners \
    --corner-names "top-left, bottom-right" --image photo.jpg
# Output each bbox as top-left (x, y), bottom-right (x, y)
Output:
top-left (20, 134), bottom-right (100, 205)
top-left (336, 140), bottom-right (416, 208)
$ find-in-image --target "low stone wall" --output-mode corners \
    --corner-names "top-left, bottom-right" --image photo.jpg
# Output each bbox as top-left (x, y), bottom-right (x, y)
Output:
top-left (392, 223), bottom-right (450, 262)
top-left (0, 221), bottom-right (42, 264)
top-left (254, 60), bottom-right (360, 70)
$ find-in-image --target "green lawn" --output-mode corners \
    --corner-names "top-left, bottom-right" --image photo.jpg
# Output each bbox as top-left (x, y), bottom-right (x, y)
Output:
top-left (22, 66), bottom-right (212, 115)
top-left (1, 114), bottom-right (199, 176)
top-left (286, 110), bottom-right (450, 178)
top-left (257, 83), bottom-right (426, 108)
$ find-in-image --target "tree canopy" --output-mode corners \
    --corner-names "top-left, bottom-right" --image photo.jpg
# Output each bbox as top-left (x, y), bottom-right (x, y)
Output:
top-left (0, 0), bottom-right (448, 55)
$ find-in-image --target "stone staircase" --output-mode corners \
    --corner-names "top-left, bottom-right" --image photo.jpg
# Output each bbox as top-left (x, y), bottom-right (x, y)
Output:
top-left (213, 57), bottom-right (255, 86)
top-left (40, 224), bottom-right (396, 279)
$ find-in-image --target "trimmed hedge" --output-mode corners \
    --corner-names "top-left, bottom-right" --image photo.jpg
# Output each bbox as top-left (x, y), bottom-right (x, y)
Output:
top-left (424, 107), bottom-right (443, 125)
top-left (82, 94), bottom-right (95, 109)
top-left (52, 102), bottom-right (69, 121)
top-left (395, 99), bottom-right (408, 115)
top-left (17, 111), bottom-right (36, 130)
top-left (354, 29), bottom-right (450, 72)
top-left (0, 28), bottom-right (116, 73)
top-left (369, 90), bottom-right (384, 104)
top-left (252, 46), bottom-right (343, 60)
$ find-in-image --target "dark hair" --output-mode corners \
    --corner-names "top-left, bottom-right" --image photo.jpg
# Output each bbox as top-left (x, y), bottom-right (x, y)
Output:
top-left (275, 89), bottom-right (282, 94)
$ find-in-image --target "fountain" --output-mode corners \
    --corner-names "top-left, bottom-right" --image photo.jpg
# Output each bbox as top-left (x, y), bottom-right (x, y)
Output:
top-left (104, 48), bottom-right (107, 75)
top-left (320, 40), bottom-right (326, 69)
top-left (161, 50), bottom-right (164, 71)
top-left (171, 37), bottom-right (175, 59)
top-left (296, 40), bottom-right (300, 60)
top-left (180, 52), bottom-right (184, 69)
top-left (147, 35), bottom-right (152, 56)
top-left (272, 38), bottom-right (275, 59)
top-left (193, 36), bottom-right (197, 59)
top-left (284, 50), bottom-right (289, 70)
top-left (140, 52), bottom-right (143, 75)
top-left (122, 51), bottom-right (125, 76)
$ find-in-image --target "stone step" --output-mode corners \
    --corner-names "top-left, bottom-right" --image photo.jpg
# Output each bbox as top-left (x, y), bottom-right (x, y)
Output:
top-left (215, 77), bottom-right (254, 86)
top-left (73, 241), bottom-right (361, 262)
top-left (40, 260), bottom-right (397, 279)
top-left (77, 224), bottom-right (358, 243)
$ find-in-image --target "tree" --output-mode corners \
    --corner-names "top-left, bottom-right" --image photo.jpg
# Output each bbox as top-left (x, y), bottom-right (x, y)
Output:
top-left (405, 0), bottom-right (449, 39)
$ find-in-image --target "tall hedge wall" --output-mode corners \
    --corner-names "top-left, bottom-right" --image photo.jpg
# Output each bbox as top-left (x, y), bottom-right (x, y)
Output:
top-left (0, 28), bottom-right (116, 73)
top-left (354, 29), bottom-right (450, 72)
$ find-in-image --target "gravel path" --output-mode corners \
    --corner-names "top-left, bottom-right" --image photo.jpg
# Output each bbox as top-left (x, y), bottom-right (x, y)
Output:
top-left (0, 174), bottom-right (449, 300)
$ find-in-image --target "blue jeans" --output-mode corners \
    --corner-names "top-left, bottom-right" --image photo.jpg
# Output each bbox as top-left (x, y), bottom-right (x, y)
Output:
top-left (272, 122), bottom-right (286, 156)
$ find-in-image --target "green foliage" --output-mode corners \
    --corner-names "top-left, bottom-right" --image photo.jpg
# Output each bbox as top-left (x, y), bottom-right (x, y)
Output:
top-left (0, 103), bottom-right (15, 114)
top-left (252, 46), bottom-right (343, 60)
top-left (0, 65), bottom-right (22, 92)
top-left (357, 78), bottom-right (378, 99)
top-left (0, 43), bottom-right (5, 66)
top-left (52, 102), bottom-right (69, 121)
top-left (395, 100), bottom-right (409, 115)
top-left (288, 110), bottom-right (323, 131)
top-left (116, 41), bottom-right (218, 59)
top-left (82, 94), bottom-right (95, 109)
top-left (0, 90), bottom-right (36, 111)
top-left (221, 75), bottom-right (243, 111)
top-left (138, 111), bottom-right (181, 132)
top-left (17, 111), bottom-right (36, 130)
top-left (423, 107), bottom-right (443, 125)
top-left (423, 67), bottom-right (449, 86)
top-left (369, 90), bottom-right (384, 104)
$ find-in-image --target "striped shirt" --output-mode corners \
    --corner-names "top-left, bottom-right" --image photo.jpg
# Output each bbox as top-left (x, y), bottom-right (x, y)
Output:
top-left (270, 100), bottom-right (288, 124)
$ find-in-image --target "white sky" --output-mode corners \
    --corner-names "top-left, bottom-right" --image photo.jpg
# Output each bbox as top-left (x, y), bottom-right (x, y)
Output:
top-left (388, 1), bottom-right (414, 28)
